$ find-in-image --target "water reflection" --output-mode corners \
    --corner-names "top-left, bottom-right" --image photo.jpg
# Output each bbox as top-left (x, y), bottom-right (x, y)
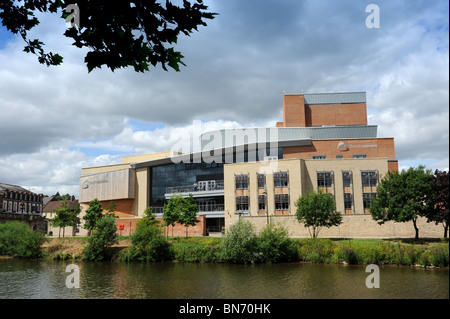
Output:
top-left (0, 259), bottom-right (448, 299)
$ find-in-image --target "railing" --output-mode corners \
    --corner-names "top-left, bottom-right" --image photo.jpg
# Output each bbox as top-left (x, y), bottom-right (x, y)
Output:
top-left (166, 180), bottom-right (224, 194)
top-left (198, 204), bottom-right (224, 212)
top-left (150, 205), bottom-right (224, 214)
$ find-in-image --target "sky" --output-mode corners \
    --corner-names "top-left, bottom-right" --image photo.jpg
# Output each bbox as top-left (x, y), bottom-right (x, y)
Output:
top-left (0, 0), bottom-right (448, 197)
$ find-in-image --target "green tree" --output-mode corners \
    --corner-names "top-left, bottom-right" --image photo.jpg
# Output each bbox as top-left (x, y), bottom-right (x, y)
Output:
top-left (370, 165), bottom-right (434, 239)
top-left (179, 194), bottom-right (199, 238)
top-left (295, 190), bottom-right (342, 238)
top-left (221, 219), bottom-right (260, 264)
top-left (123, 220), bottom-right (171, 262)
top-left (0, 221), bottom-right (47, 258)
top-left (83, 214), bottom-right (118, 261)
top-left (106, 201), bottom-right (117, 217)
top-left (258, 222), bottom-right (297, 263)
top-left (83, 198), bottom-right (104, 236)
top-left (162, 194), bottom-right (183, 238)
top-left (51, 199), bottom-right (79, 237)
top-left (0, 0), bottom-right (216, 72)
top-left (424, 170), bottom-right (449, 238)
top-left (136, 206), bottom-right (160, 229)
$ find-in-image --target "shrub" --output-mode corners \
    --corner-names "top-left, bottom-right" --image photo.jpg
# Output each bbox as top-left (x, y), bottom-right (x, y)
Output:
top-left (428, 244), bottom-right (449, 267)
top-left (220, 219), bottom-right (260, 264)
top-left (297, 238), bottom-right (335, 263)
top-left (258, 222), bottom-right (298, 263)
top-left (171, 238), bottom-right (221, 262)
top-left (83, 215), bottom-right (118, 261)
top-left (122, 223), bottom-right (172, 262)
top-left (0, 221), bottom-right (47, 258)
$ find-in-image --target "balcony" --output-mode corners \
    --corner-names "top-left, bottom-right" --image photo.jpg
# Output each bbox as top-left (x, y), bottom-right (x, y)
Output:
top-left (165, 180), bottom-right (224, 199)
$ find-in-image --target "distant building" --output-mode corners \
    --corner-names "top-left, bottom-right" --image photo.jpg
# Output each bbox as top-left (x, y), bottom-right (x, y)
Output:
top-left (0, 183), bottom-right (44, 214)
top-left (0, 183), bottom-right (45, 231)
top-left (43, 196), bottom-right (80, 236)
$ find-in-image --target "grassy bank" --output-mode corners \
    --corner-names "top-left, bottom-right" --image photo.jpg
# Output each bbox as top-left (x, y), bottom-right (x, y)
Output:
top-left (40, 236), bottom-right (449, 268)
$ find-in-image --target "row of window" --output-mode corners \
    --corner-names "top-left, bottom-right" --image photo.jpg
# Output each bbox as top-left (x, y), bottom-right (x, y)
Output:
top-left (236, 192), bottom-right (376, 213)
top-left (317, 170), bottom-right (378, 188)
top-left (343, 193), bottom-right (377, 210)
top-left (3, 192), bottom-right (42, 202)
top-left (1, 200), bottom-right (43, 213)
top-left (313, 154), bottom-right (367, 159)
top-left (235, 172), bottom-right (289, 189)
top-left (236, 193), bottom-right (290, 212)
top-left (236, 170), bottom-right (378, 190)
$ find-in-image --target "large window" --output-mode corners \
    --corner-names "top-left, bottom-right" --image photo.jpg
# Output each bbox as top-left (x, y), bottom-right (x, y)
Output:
top-left (236, 196), bottom-right (249, 212)
top-left (258, 195), bottom-right (266, 211)
top-left (363, 193), bottom-right (377, 209)
top-left (361, 170), bottom-right (378, 186)
top-left (274, 171), bottom-right (289, 187)
top-left (235, 174), bottom-right (249, 189)
top-left (257, 173), bottom-right (266, 188)
top-left (317, 172), bottom-right (333, 187)
top-left (275, 194), bottom-right (289, 210)
top-left (344, 193), bottom-right (353, 210)
top-left (342, 171), bottom-right (352, 187)
top-left (151, 162), bottom-right (224, 207)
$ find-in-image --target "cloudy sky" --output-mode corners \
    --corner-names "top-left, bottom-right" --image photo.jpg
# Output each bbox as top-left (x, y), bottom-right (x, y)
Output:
top-left (0, 0), bottom-right (448, 197)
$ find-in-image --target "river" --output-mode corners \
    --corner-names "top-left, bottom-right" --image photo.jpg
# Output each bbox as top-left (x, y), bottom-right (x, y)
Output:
top-left (0, 259), bottom-right (448, 299)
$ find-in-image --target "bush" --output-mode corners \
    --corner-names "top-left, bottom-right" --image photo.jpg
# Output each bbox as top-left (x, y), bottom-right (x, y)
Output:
top-left (171, 238), bottom-right (222, 262)
top-left (258, 222), bottom-right (298, 263)
top-left (220, 219), bottom-right (260, 264)
top-left (122, 223), bottom-right (172, 262)
top-left (0, 221), bottom-right (47, 258)
top-left (83, 215), bottom-right (118, 261)
top-left (428, 244), bottom-right (449, 267)
top-left (332, 244), bottom-right (358, 264)
top-left (297, 238), bottom-right (335, 263)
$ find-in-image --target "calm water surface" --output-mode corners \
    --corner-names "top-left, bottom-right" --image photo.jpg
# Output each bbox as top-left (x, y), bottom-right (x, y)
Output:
top-left (0, 259), bottom-right (448, 299)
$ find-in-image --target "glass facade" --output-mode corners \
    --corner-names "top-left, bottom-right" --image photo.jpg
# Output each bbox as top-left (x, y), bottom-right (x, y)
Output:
top-left (150, 148), bottom-right (283, 208)
top-left (151, 162), bottom-right (224, 207)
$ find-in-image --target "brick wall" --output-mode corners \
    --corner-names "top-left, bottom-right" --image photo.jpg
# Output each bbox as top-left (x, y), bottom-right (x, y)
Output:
top-left (113, 215), bottom-right (207, 237)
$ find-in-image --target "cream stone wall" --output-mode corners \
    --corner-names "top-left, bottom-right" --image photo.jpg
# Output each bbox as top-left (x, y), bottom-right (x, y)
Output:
top-left (134, 167), bottom-right (149, 217)
top-left (224, 157), bottom-right (406, 237)
top-left (240, 215), bottom-right (444, 238)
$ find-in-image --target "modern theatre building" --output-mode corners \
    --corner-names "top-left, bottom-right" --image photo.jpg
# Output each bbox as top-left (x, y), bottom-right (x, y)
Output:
top-left (78, 92), bottom-right (441, 237)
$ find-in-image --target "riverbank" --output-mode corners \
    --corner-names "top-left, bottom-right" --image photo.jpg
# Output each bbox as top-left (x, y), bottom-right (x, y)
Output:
top-left (41, 236), bottom-right (449, 268)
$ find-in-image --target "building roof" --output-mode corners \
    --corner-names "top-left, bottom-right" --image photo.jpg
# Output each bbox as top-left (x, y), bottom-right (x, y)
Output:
top-left (200, 125), bottom-right (378, 149)
top-left (303, 92), bottom-right (366, 105)
top-left (0, 183), bottom-right (35, 194)
top-left (43, 199), bottom-right (79, 213)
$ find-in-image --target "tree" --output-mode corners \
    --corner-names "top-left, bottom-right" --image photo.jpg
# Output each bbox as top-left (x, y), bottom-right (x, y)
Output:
top-left (179, 194), bottom-right (199, 238)
top-left (83, 214), bottom-right (118, 261)
top-left (295, 190), bottom-right (342, 238)
top-left (162, 194), bottom-right (182, 238)
top-left (137, 206), bottom-right (160, 229)
top-left (0, 0), bottom-right (216, 72)
top-left (51, 199), bottom-right (80, 237)
top-left (106, 201), bottom-right (117, 217)
top-left (370, 165), bottom-right (433, 239)
top-left (424, 170), bottom-right (449, 238)
top-left (83, 198), bottom-right (104, 236)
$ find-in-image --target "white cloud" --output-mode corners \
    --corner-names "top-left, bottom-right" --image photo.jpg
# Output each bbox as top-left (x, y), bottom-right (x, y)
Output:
top-left (0, 0), bottom-right (448, 196)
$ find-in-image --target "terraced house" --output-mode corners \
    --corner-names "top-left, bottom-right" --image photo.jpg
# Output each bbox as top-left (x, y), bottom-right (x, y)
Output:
top-left (79, 92), bottom-right (441, 238)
